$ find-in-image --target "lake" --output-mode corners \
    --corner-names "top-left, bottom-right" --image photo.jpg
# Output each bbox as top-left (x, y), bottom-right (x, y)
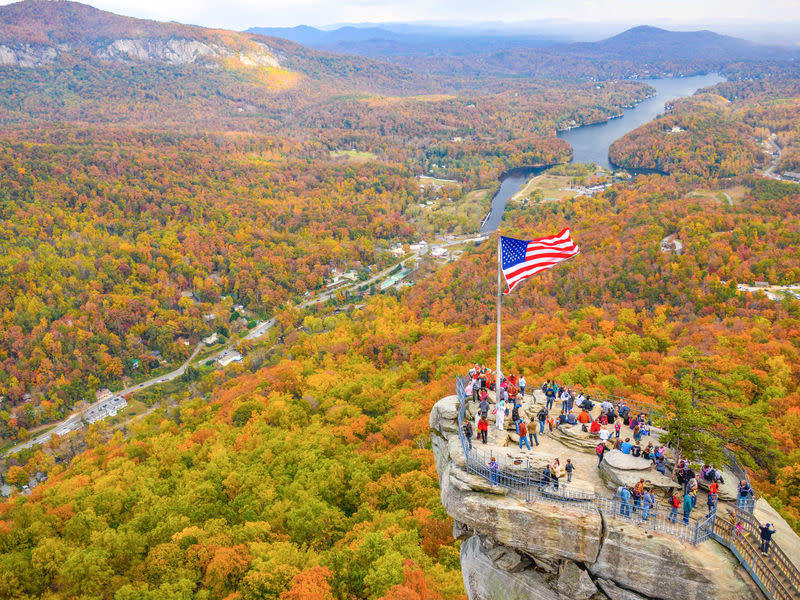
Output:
top-left (479, 73), bottom-right (724, 233)
top-left (558, 73), bottom-right (724, 170)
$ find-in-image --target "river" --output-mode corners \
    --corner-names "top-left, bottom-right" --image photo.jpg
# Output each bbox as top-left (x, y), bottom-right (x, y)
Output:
top-left (479, 73), bottom-right (724, 234)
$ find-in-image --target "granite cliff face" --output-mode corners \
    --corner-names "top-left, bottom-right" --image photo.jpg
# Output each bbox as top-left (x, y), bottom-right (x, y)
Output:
top-left (0, 38), bottom-right (281, 68)
top-left (0, 0), bottom-right (283, 68)
top-left (430, 395), bottom-right (761, 600)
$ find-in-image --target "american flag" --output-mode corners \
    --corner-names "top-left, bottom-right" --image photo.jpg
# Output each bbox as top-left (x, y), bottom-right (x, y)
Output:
top-left (501, 229), bottom-right (580, 294)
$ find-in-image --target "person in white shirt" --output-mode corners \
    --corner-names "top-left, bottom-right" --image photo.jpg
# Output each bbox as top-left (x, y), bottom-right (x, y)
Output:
top-left (496, 398), bottom-right (506, 430)
top-left (599, 428), bottom-right (611, 442)
top-left (601, 400), bottom-right (613, 414)
top-left (519, 375), bottom-right (526, 400)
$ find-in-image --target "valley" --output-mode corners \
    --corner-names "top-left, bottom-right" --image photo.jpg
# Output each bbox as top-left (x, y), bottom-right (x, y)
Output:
top-left (1, 1), bottom-right (800, 599)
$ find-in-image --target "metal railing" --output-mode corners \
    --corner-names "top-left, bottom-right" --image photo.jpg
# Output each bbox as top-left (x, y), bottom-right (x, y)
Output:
top-left (548, 380), bottom-right (757, 510)
top-left (456, 376), bottom-right (703, 545)
top-left (455, 376), bottom-right (800, 598)
top-left (713, 513), bottom-right (798, 600)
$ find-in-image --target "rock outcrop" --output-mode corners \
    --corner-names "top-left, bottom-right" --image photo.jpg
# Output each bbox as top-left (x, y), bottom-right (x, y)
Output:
top-left (430, 395), bottom-right (761, 600)
top-left (599, 449), bottom-right (679, 492)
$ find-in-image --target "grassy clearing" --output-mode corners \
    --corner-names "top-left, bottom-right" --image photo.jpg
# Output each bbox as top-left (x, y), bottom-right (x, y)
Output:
top-left (329, 150), bottom-right (377, 163)
top-left (512, 173), bottom-right (580, 203)
top-left (408, 186), bottom-right (495, 237)
top-left (418, 175), bottom-right (461, 188)
top-left (685, 185), bottom-right (747, 206)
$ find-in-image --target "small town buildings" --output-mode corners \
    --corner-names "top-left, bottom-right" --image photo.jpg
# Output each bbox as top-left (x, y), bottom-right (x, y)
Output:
top-left (95, 388), bottom-right (113, 402)
top-left (782, 171), bottom-right (800, 182)
top-left (203, 332), bottom-right (219, 345)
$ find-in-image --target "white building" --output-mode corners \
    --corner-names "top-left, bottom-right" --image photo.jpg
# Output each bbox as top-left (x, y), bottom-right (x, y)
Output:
top-left (217, 351), bottom-right (244, 367)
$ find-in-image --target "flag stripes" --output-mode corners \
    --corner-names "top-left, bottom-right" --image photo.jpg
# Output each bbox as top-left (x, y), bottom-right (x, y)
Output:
top-left (501, 228), bottom-right (580, 294)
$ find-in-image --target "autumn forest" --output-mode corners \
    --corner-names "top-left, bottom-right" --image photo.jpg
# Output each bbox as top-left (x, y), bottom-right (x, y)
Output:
top-left (2, 1), bottom-right (800, 599)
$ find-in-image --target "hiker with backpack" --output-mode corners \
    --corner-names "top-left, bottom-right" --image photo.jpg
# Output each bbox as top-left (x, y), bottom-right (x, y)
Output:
top-left (668, 491), bottom-right (680, 523)
top-left (596, 441), bottom-right (606, 466)
top-left (737, 480), bottom-right (753, 510)
top-left (537, 407), bottom-right (548, 434)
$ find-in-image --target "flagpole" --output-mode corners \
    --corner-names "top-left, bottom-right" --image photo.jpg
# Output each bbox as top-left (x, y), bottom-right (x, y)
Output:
top-left (496, 233), bottom-right (502, 386)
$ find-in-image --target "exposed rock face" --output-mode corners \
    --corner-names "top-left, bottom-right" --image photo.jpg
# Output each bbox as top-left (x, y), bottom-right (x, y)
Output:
top-left (430, 396), bottom-right (761, 600)
top-left (556, 560), bottom-right (597, 600)
top-left (0, 38), bottom-right (280, 68)
top-left (0, 43), bottom-right (59, 66)
top-left (461, 535), bottom-right (561, 600)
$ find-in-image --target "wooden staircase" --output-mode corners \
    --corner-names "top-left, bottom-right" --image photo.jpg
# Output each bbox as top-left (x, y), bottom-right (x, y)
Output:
top-left (713, 511), bottom-right (800, 600)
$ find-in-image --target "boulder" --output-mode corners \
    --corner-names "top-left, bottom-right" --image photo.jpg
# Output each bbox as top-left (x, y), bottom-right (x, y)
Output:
top-left (556, 560), bottom-right (597, 600)
top-left (461, 534), bottom-right (561, 600)
top-left (599, 449), bottom-right (679, 493)
top-left (551, 424), bottom-right (602, 452)
top-left (588, 517), bottom-right (755, 600)
top-left (430, 395), bottom-right (460, 433)
top-left (696, 469), bottom-right (737, 501)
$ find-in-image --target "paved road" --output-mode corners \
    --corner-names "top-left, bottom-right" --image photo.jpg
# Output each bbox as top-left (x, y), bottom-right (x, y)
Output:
top-left (5, 341), bottom-right (204, 455)
top-left (4, 234), bottom-right (486, 456)
top-left (298, 234), bottom-right (488, 308)
top-left (763, 134), bottom-right (782, 179)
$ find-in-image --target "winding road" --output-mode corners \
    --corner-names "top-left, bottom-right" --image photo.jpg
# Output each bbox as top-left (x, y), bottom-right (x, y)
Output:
top-left (5, 233), bottom-right (487, 456)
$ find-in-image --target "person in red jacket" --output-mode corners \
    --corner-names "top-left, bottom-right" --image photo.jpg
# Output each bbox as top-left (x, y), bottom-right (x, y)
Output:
top-left (477, 416), bottom-right (489, 444)
top-left (518, 420), bottom-right (531, 450)
top-left (590, 420), bottom-right (602, 434)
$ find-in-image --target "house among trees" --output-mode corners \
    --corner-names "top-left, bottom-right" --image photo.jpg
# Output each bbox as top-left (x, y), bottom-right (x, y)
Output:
top-left (95, 388), bottom-right (113, 402)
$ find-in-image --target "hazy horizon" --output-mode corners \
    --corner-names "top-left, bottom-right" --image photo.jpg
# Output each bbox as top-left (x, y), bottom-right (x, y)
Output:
top-left (2, 0), bottom-right (800, 41)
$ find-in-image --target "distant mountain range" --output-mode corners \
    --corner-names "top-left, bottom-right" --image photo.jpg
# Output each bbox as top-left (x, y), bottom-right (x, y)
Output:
top-left (248, 22), bottom-right (798, 65)
top-left (573, 25), bottom-right (793, 61)
top-left (0, 0), bottom-right (419, 93)
top-left (2, 0), bottom-right (799, 89)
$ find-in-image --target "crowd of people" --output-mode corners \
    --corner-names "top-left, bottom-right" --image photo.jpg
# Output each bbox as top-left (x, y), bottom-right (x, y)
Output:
top-left (459, 367), bottom-right (777, 558)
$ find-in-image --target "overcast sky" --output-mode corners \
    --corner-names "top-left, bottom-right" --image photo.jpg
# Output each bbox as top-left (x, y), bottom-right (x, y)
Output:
top-left (4, 0), bottom-right (800, 30)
